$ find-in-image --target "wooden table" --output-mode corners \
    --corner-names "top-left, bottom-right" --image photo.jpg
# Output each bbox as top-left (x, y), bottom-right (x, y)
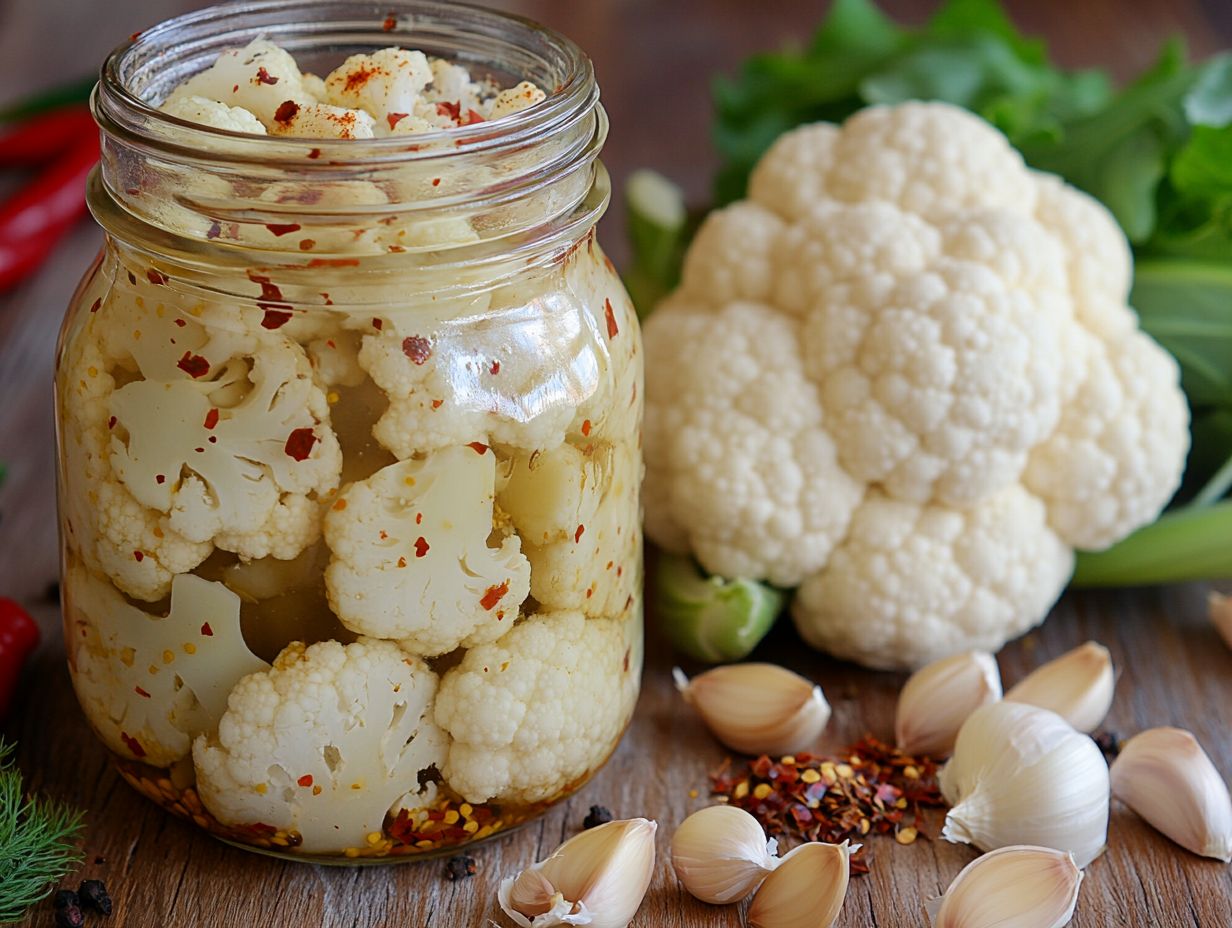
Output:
top-left (2, 1), bottom-right (1231, 925)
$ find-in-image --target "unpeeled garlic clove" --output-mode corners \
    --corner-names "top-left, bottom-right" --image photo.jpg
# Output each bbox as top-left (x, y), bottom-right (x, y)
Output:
top-left (926, 845), bottom-right (1083, 928)
top-left (1210, 592), bottom-right (1232, 651)
top-left (747, 840), bottom-right (856, 928)
top-left (498, 818), bottom-right (657, 928)
top-left (1110, 727), bottom-right (1232, 862)
top-left (671, 804), bottom-right (780, 904)
top-left (1004, 641), bottom-right (1114, 733)
top-left (895, 650), bottom-right (1002, 757)
top-left (673, 663), bottom-right (830, 756)
top-left (940, 701), bottom-right (1109, 868)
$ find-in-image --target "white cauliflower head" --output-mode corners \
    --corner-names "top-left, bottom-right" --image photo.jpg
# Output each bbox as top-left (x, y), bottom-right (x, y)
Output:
top-left (644, 102), bottom-right (1189, 669)
top-left (193, 638), bottom-right (445, 853)
top-left (65, 565), bottom-right (268, 767)
top-left (323, 445), bottom-right (530, 656)
top-left (434, 610), bottom-right (637, 804)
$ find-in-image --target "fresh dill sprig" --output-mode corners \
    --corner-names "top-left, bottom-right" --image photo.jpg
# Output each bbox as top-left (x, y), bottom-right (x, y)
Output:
top-left (0, 740), bottom-right (85, 924)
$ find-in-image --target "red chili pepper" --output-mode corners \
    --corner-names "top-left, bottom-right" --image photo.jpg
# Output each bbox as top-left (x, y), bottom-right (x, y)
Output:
top-left (0, 133), bottom-right (98, 292)
top-left (0, 105), bottom-right (95, 165)
top-left (0, 598), bottom-right (40, 721)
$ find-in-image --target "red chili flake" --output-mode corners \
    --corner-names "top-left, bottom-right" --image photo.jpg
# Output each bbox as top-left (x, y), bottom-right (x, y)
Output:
top-left (464, 109), bottom-right (485, 126)
top-left (415, 513), bottom-right (423, 525)
top-left (431, 177), bottom-right (441, 187)
top-left (155, 474), bottom-right (166, 485)
top-left (207, 220), bottom-right (222, 240)
top-left (413, 537), bottom-right (430, 558)
top-left (382, 13), bottom-right (396, 30)
top-left (574, 524), bottom-right (585, 543)
top-left (176, 352), bottom-right (210, 378)
top-left (146, 269), bottom-right (167, 286)
top-left (208, 436), bottom-right (217, 444)
top-left (480, 580), bottom-right (510, 611)
top-left (120, 732), bottom-right (146, 758)
top-left (134, 686), bottom-right (151, 698)
top-left (195, 447), bottom-right (205, 453)
top-left (604, 298), bottom-right (619, 338)
top-left (466, 442), bottom-right (489, 455)
top-left (581, 419), bottom-right (592, 437)
top-left (326, 339), bottom-right (336, 349)
top-left (321, 293), bottom-right (334, 305)
top-left (397, 556), bottom-right (408, 568)
top-left (247, 272), bottom-right (284, 304)
top-left (372, 318), bottom-right (383, 330)
top-left (387, 112), bottom-right (409, 130)
top-left (205, 408), bottom-right (220, 428)
top-left (489, 360), bottom-right (500, 375)
top-left (431, 399), bottom-right (443, 409)
top-left (89, 298), bottom-right (101, 313)
top-left (622, 649), bottom-right (630, 672)
top-left (284, 428), bottom-right (318, 461)
top-left (265, 223), bottom-right (302, 237)
top-left (298, 774), bottom-right (314, 788)
top-left (232, 84), bottom-right (239, 94)
top-left (107, 416), bottom-right (116, 429)
top-left (307, 147), bottom-right (322, 160)
top-left (261, 308), bottom-right (293, 329)
top-left (436, 100), bottom-right (461, 122)
top-left (307, 257), bottom-right (360, 268)
top-left (133, 550), bottom-right (144, 562)
top-left (401, 335), bottom-right (432, 365)
top-left (274, 99), bottom-right (300, 125)
top-left (201, 622), bottom-right (214, 637)
top-left (256, 67), bottom-right (279, 85)
top-left (174, 318), bottom-right (187, 328)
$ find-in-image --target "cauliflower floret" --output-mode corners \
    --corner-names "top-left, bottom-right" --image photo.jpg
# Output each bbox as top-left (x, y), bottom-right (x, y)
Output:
top-left (165, 39), bottom-right (313, 127)
top-left (160, 95), bottom-right (267, 134)
top-left (792, 487), bottom-right (1074, 670)
top-left (434, 611), bottom-right (635, 804)
top-left (324, 446), bottom-right (530, 655)
top-left (193, 638), bottom-right (445, 853)
top-left (323, 48), bottom-right (436, 133)
top-left (486, 80), bottom-right (547, 120)
top-left (644, 101), bottom-right (1190, 668)
top-left (267, 100), bottom-right (377, 140)
top-left (65, 565), bottom-right (268, 767)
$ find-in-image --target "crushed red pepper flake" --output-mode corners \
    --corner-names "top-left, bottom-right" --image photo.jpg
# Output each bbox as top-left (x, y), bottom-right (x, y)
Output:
top-left (402, 335), bottom-right (432, 365)
top-left (265, 223), bottom-right (302, 237)
top-left (107, 416), bottom-right (117, 429)
top-left (387, 112), bottom-right (409, 130)
top-left (155, 474), bottom-right (166, 485)
top-left (299, 238), bottom-right (317, 251)
top-left (604, 298), bottom-right (619, 338)
top-left (261, 308), bottom-right (293, 329)
top-left (413, 536), bottom-right (430, 558)
top-left (284, 428), bottom-right (318, 461)
top-left (464, 109), bottom-right (485, 126)
top-left (436, 100), bottom-right (461, 122)
top-left (256, 66), bottom-right (278, 85)
top-left (467, 442), bottom-right (489, 455)
top-left (274, 99), bottom-right (300, 125)
top-left (201, 622), bottom-right (214, 636)
top-left (174, 318), bottom-right (187, 328)
top-left (431, 399), bottom-right (443, 409)
top-left (307, 257), bottom-right (360, 268)
top-left (574, 524), bottom-right (585, 543)
top-left (382, 13), bottom-right (397, 31)
top-left (581, 419), bottom-right (592, 436)
top-left (120, 732), bottom-right (146, 758)
top-left (176, 352), bottom-right (210, 378)
top-left (90, 298), bottom-right (101, 313)
top-left (298, 774), bottom-right (314, 788)
top-left (480, 580), bottom-right (509, 611)
top-left (134, 685), bottom-right (151, 698)
top-left (307, 147), bottom-right (322, 160)
top-left (147, 269), bottom-right (168, 286)
top-left (709, 737), bottom-right (946, 876)
top-left (489, 360), bottom-right (500, 375)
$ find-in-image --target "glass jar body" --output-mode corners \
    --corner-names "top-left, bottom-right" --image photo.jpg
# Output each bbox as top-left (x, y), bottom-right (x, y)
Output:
top-left (56, 200), bottom-right (643, 860)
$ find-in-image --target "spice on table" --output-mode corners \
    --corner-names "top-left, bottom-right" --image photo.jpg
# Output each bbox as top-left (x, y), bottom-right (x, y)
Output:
top-left (709, 737), bottom-right (946, 875)
top-left (444, 854), bottom-right (477, 882)
top-left (0, 598), bottom-right (40, 722)
top-left (583, 805), bottom-right (613, 829)
top-left (77, 880), bottom-right (112, 916)
top-left (53, 905), bottom-right (85, 928)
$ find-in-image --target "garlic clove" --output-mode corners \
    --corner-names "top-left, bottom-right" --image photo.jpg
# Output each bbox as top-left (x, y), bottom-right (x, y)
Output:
top-left (895, 650), bottom-right (1002, 757)
top-left (1004, 641), bottom-right (1115, 733)
top-left (746, 840), bottom-right (855, 928)
top-left (1210, 592), bottom-right (1232, 651)
top-left (671, 804), bottom-right (780, 904)
top-left (673, 663), bottom-right (830, 756)
top-left (926, 845), bottom-right (1083, 928)
top-left (940, 701), bottom-right (1109, 868)
top-left (1110, 727), bottom-right (1232, 862)
top-left (498, 818), bottom-right (657, 928)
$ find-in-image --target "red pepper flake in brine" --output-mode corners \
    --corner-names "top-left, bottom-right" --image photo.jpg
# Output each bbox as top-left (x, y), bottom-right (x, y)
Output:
top-left (107, 416), bottom-right (117, 429)
top-left (147, 269), bottom-right (168, 286)
top-left (89, 298), bottom-right (101, 313)
top-left (176, 352), bottom-right (210, 378)
top-left (261, 308), bottom-right (293, 329)
top-left (387, 112), bottom-right (409, 130)
top-left (284, 428), bottom-right (318, 461)
top-left (127, 271), bottom-right (137, 285)
top-left (604, 298), bottom-right (619, 338)
top-left (466, 442), bottom-right (489, 455)
top-left (120, 732), bottom-right (146, 758)
top-left (265, 223), bottom-right (302, 237)
top-left (298, 774), bottom-right (314, 788)
top-left (201, 622), bottom-right (214, 636)
top-left (372, 317), bottom-right (383, 330)
top-left (307, 147), bottom-right (322, 160)
top-left (203, 408), bottom-right (220, 429)
top-left (174, 318), bottom-right (187, 328)
top-left (431, 177), bottom-right (441, 187)
top-left (581, 419), bottom-right (592, 436)
top-left (436, 101), bottom-right (461, 122)
top-left (401, 335), bottom-right (432, 365)
top-left (415, 513), bottom-right (423, 525)
top-left (155, 474), bottom-right (166, 485)
top-left (413, 536), bottom-right (430, 558)
top-left (464, 109), bottom-right (485, 126)
top-left (489, 360), bottom-right (500, 375)
top-left (431, 399), bottom-right (443, 409)
top-left (574, 524), bottom-right (585, 543)
top-left (480, 580), bottom-right (509, 611)
top-left (256, 67), bottom-right (279, 85)
top-left (133, 550), bottom-right (144, 562)
top-left (274, 99), bottom-right (300, 126)
top-left (134, 685), bottom-right (151, 698)
top-left (382, 13), bottom-right (397, 30)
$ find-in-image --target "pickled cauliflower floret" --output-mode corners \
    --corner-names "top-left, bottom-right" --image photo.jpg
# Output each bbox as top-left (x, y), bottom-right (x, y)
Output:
top-left (434, 611), bottom-right (633, 804)
top-left (193, 638), bottom-right (445, 853)
top-left (161, 38), bottom-right (546, 139)
top-left (643, 102), bottom-right (1190, 669)
top-left (323, 445), bottom-right (530, 656)
top-left (65, 565), bottom-right (268, 768)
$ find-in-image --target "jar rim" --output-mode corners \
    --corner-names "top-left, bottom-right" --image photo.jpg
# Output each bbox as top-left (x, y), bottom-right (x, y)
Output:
top-left (95, 0), bottom-right (596, 167)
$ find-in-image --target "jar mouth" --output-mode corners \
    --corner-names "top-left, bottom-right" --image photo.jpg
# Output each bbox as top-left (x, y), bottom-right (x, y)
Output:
top-left (96, 0), bottom-right (595, 167)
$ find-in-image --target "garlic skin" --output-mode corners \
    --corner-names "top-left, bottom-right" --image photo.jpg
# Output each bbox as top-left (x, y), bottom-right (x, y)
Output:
top-left (1004, 641), bottom-right (1114, 733)
top-left (671, 804), bottom-right (780, 904)
top-left (895, 650), bottom-right (1002, 756)
top-left (926, 845), bottom-right (1083, 928)
top-left (1110, 727), bottom-right (1232, 862)
top-left (1210, 592), bottom-right (1232, 651)
top-left (673, 663), bottom-right (830, 756)
top-left (940, 701), bottom-right (1109, 868)
top-left (498, 818), bottom-right (657, 928)
top-left (747, 840), bottom-right (856, 928)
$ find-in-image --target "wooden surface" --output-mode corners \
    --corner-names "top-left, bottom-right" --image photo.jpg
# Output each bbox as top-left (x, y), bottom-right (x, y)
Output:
top-left (2, 1), bottom-right (1231, 926)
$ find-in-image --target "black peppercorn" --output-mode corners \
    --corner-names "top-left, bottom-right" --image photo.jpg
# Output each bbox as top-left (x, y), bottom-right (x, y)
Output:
top-left (78, 880), bottom-right (112, 916)
top-left (582, 805), bottom-right (612, 829)
top-left (53, 905), bottom-right (85, 928)
top-left (52, 891), bottom-right (78, 910)
top-left (444, 854), bottom-right (477, 881)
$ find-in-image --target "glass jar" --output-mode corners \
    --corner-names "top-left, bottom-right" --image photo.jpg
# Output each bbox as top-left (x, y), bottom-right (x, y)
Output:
top-left (54, 0), bottom-right (642, 863)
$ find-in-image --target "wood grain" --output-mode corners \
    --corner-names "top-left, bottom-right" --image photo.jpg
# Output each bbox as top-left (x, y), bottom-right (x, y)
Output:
top-left (2, 1), bottom-right (1231, 926)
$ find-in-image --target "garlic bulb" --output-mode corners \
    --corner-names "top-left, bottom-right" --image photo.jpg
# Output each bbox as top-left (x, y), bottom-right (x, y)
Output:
top-left (1210, 592), bottom-right (1232, 651)
top-left (671, 805), bottom-right (780, 903)
top-left (940, 701), bottom-right (1109, 867)
top-left (673, 663), bottom-right (830, 756)
top-left (746, 840), bottom-right (856, 928)
top-left (498, 818), bottom-right (657, 928)
top-left (895, 650), bottom-right (1002, 756)
top-left (926, 845), bottom-right (1083, 928)
top-left (1004, 641), bottom-right (1114, 733)
top-left (1110, 727), bottom-right (1232, 862)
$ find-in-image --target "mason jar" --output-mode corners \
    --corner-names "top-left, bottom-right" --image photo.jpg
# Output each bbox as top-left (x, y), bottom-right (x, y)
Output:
top-left (54, 0), bottom-right (643, 862)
